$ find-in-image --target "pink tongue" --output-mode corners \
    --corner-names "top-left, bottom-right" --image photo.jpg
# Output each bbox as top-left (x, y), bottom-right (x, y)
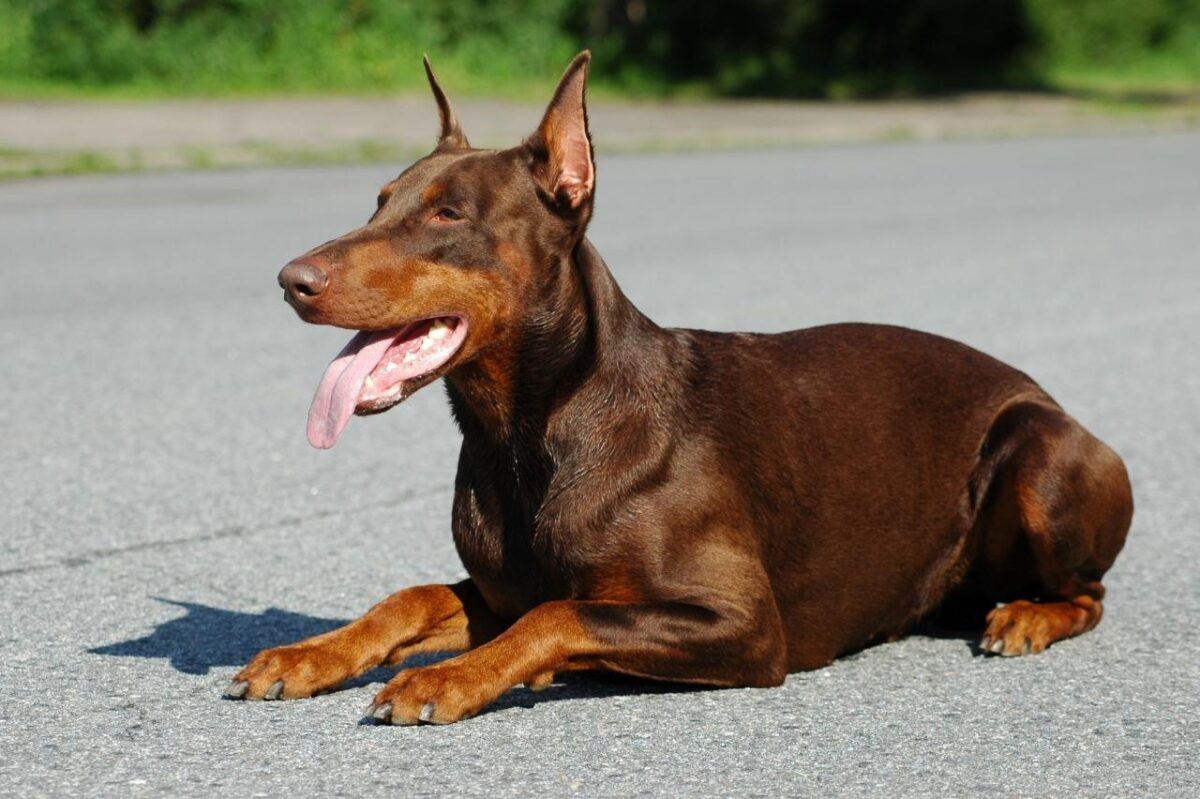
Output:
top-left (306, 330), bottom-right (397, 449)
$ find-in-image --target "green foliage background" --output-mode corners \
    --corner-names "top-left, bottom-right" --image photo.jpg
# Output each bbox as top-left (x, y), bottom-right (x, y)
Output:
top-left (1, 0), bottom-right (1198, 97)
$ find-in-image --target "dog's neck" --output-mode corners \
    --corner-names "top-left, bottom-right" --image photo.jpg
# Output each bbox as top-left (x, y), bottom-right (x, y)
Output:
top-left (445, 237), bottom-right (666, 452)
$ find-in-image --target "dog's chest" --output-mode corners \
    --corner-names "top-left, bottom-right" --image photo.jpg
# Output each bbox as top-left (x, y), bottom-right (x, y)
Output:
top-left (450, 481), bottom-right (589, 620)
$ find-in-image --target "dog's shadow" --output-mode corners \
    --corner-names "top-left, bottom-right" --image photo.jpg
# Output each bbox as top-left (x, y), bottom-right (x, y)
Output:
top-left (90, 598), bottom-right (345, 676)
top-left (90, 598), bottom-right (985, 721)
top-left (89, 598), bottom-right (697, 712)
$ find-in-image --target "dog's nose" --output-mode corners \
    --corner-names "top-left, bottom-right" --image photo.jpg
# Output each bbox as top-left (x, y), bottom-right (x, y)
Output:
top-left (278, 259), bottom-right (329, 304)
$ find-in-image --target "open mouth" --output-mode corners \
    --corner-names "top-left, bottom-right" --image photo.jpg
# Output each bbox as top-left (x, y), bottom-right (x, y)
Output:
top-left (306, 315), bottom-right (468, 449)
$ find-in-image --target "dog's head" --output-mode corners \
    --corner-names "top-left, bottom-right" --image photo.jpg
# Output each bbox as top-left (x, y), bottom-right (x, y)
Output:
top-left (278, 53), bottom-right (595, 448)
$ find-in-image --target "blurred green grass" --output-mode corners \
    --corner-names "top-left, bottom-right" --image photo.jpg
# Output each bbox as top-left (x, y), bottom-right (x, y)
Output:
top-left (1025, 0), bottom-right (1200, 98)
top-left (1, 1), bottom-right (1198, 100)
top-left (0, 0), bottom-right (590, 98)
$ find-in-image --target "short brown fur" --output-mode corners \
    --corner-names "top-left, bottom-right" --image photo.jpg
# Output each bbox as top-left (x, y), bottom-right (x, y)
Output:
top-left (235, 53), bottom-right (1134, 724)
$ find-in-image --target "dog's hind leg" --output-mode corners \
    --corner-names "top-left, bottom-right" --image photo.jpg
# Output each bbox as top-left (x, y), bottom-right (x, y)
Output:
top-left (969, 401), bottom-right (1133, 657)
top-left (226, 580), bottom-right (505, 700)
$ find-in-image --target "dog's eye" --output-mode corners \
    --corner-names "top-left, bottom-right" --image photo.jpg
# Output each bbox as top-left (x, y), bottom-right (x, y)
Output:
top-left (433, 207), bottom-right (463, 222)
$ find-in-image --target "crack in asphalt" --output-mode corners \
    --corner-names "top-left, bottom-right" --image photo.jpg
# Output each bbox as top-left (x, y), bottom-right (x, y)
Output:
top-left (0, 486), bottom-right (449, 579)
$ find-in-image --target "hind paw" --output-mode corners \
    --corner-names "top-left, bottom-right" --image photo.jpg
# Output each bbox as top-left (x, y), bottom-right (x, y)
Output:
top-left (980, 597), bottom-right (1101, 657)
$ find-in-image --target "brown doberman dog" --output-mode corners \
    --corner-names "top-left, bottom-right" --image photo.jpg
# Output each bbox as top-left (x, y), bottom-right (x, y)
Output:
top-left (227, 52), bottom-right (1133, 725)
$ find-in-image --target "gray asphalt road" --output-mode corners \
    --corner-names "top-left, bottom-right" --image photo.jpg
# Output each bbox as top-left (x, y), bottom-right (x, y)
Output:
top-left (2, 134), bottom-right (1198, 797)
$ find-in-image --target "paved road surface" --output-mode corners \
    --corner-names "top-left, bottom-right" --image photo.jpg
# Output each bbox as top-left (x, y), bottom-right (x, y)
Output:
top-left (2, 134), bottom-right (1198, 797)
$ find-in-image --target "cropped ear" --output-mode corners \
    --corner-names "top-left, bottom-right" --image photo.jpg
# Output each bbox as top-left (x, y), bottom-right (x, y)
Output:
top-left (423, 55), bottom-right (469, 149)
top-left (526, 51), bottom-right (594, 210)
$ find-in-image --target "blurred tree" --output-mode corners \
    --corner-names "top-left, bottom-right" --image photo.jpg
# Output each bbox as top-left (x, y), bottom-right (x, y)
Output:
top-left (1025, 0), bottom-right (1200, 68)
top-left (582, 0), bottom-right (1033, 95)
top-left (1, 0), bottom-right (1197, 95)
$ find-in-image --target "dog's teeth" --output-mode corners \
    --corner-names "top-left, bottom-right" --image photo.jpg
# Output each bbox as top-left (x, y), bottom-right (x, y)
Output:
top-left (419, 336), bottom-right (434, 351)
top-left (402, 352), bottom-right (417, 364)
top-left (384, 362), bottom-right (397, 373)
top-left (428, 320), bottom-right (451, 340)
top-left (363, 375), bottom-right (376, 388)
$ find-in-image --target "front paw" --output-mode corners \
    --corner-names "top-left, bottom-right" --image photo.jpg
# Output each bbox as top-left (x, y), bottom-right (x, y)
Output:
top-left (226, 642), bottom-right (356, 701)
top-left (366, 663), bottom-right (497, 725)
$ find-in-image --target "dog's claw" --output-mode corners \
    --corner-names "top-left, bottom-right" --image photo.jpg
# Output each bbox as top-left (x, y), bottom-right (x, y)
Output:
top-left (264, 680), bottom-right (285, 700)
top-left (371, 702), bottom-right (393, 721)
top-left (224, 680), bottom-right (249, 699)
top-left (989, 638), bottom-right (1005, 654)
top-left (418, 703), bottom-right (436, 723)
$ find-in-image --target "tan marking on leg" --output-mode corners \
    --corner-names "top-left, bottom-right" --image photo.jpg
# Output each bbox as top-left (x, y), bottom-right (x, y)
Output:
top-left (230, 582), bottom-right (501, 700)
top-left (981, 595), bottom-right (1103, 657)
top-left (369, 601), bottom-right (597, 724)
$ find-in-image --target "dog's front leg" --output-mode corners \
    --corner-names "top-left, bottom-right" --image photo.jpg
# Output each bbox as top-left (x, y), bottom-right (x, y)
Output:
top-left (367, 597), bottom-right (786, 725)
top-left (226, 580), bottom-right (504, 700)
